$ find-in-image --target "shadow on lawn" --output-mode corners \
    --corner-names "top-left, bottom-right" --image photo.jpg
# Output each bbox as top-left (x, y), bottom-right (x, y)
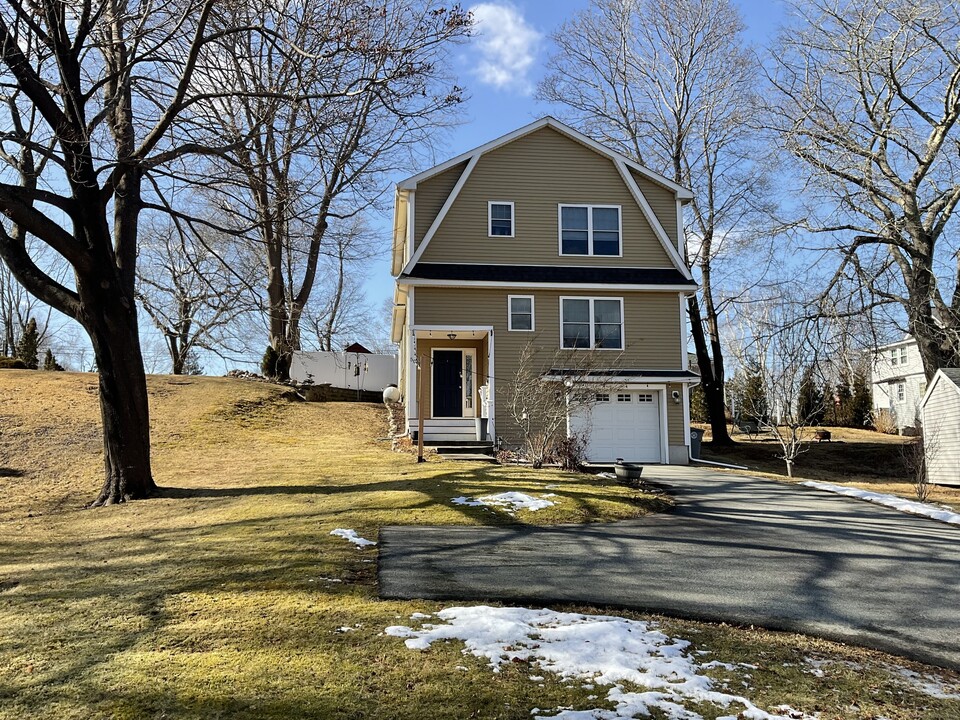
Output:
top-left (152, 461), bottom-right (663, 530)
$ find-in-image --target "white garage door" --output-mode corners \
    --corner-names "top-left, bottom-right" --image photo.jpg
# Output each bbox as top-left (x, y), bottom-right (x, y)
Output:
top-left (573, 391), bottom-right (663, 463)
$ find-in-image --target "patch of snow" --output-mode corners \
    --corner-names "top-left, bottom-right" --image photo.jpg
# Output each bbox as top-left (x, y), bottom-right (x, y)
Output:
top-left (800, 481), bottom-right (960, 525)
top-left (336, 626), bottom-right (354, 633)
top-left (597, 472), bottom-right (616, 480)
top-left (385, 606), bottom-right (813, 720)
top-left (329, 528), bottom-right (377, 547)
top-left (772, 706), bottom-right (816, 719)
top-left (318, 577), bottom-right (343, 583)
top-left (410, 612), bottom-right (432, 619)
top-left (452, 492), bottom-right (557, 513)
top-left (890, 666), bottom-right (960, 700)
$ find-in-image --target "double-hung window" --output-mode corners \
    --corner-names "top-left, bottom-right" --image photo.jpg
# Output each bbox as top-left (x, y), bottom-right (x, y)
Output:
top-left (489, 201), bottom-right (514, 237)
top-left (508, 295), bottom-right (534, 331)
top-left (559, 205), bottom-right (621, 256)
top-left (560, 297), bottom-right (623, 349)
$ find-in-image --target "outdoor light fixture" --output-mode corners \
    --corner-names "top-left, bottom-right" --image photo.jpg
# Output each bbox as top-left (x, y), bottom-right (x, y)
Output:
top-left (447, 332), bottom-right (457, 340)
top-left (672, 390), bottom-right (681, 404)
top-left (564, 379), bottom-right (574, 388)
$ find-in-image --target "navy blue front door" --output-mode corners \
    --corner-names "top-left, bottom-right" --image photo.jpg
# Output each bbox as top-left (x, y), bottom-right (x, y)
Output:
top-left (433, 350), bottom-right (463, 417)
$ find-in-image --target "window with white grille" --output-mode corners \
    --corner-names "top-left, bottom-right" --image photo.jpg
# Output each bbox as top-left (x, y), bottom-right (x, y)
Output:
top-left (595, 393), bottom-right (610, 402)
top-left (637, 393), bottom-right (654, 403)
top-left (617, 393), bottom-right (632, 402)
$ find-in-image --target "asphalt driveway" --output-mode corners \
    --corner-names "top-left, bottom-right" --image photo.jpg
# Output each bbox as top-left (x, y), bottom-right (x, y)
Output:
top-left (378, 466), bottom-right (960, 670)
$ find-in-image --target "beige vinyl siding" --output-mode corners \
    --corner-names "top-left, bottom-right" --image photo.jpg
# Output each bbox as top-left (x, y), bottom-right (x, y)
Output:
top-left (630, 170), bottom-right (679, 247)
top-left (922, 380), bottom-right (960, 486)
top-left (418, 127), bottom-right (676, 267)
top-left (666, 383), bottom-right (684, 445)
top-left (413, 286), bottom-right (684, 443)
top-left (414, 160), bottom-right (469, 250)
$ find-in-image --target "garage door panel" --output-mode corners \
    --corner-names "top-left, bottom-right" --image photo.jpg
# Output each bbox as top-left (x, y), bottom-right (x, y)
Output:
top-left (570, 391), bottom-right (662, 463)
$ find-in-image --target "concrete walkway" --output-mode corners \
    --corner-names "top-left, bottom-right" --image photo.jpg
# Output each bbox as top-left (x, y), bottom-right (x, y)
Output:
top-left (378, 467), bottom-right (960, 670)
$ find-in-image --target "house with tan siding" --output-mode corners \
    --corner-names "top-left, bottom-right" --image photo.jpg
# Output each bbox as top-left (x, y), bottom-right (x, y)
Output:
top-left (389, 117), bottom-right (699, 463)
top-left (919, 368), bottom-right (960, 486)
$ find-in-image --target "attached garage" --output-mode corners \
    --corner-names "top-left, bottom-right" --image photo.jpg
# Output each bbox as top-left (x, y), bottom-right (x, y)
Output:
top-left (570, 389), bottom-right (665, 463)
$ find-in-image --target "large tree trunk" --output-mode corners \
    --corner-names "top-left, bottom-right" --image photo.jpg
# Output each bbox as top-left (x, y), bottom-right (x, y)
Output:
top-left (688, 295), bottom-right (733, 445)
top-left (80, 278), bottom-right (156, 506)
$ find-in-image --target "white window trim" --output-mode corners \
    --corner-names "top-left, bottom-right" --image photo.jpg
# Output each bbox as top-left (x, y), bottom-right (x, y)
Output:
top-left (488, 201), bottom-right (515, 238)
top-left (559, 296), bottom-right (625, 350)
top-left (558, 204), bottom-right (623, 257)
top-left (507, 294), bottom-right (535, 332)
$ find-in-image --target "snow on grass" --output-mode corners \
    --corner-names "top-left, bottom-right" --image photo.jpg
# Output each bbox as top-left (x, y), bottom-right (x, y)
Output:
top-left (329, 528), bottom-right (377, 547)
top-left (452, 492), bottom-right (557, 513)
top-left (385, 606), bottom-right (812, 720)
top-left (800, 481), bottom-right (960, 525)
top-left (892, 667), bottom-right (960, 699)
top-left (802, 656), bottom-right (960, 700)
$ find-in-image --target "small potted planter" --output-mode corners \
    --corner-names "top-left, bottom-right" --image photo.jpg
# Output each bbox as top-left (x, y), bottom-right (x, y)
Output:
top-left (614, 459), bottom-right (643, 487)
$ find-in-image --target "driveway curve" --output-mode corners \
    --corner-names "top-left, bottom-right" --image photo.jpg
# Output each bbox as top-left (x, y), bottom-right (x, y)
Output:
top-left (378, 466), bottom-right (960, 670)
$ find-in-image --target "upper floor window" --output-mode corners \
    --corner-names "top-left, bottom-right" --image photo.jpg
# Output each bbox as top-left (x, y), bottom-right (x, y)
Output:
top-left (890, 349), bottom-right (898, 366)
top-left (900, 347), bottom-right (907, 364)
top-left (561, 297), bottom-right (623, 350)
top-left (559, 205), bottom-right (621, 256)
top-left (896, 382), bottom-right (905, 402)
top-left (488, 201), bottom-right (514, 237)
top-left (508, 295), bottom-right (534, 331)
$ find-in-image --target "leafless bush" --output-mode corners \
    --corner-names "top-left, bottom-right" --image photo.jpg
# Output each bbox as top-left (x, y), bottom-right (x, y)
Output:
top-left (872, 408), bottom-right (898, 435)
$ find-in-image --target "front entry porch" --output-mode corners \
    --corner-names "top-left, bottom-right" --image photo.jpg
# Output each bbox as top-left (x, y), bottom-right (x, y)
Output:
top-left (406, 326), bottom-right (495, 445)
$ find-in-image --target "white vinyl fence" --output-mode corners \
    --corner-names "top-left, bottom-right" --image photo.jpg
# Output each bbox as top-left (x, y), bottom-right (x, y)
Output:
top-left (290, 350), bottom-right (397, 392)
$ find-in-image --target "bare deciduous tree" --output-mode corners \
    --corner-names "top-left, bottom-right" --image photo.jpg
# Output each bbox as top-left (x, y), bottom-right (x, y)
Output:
top-left (200, 0), bottom-right (470, 377)
top-left (299, 218), bottom-right (383, 352)
top-left (0, 1), bottom-right (265, 505)
top-left (538, 0), bottom-right (773, 446)
top-left (136, 222), bottom-right (253, 375)
top-left (767, 0), bottom-right (960, 380)
top-left (729, 294), bottom-right (832, 477)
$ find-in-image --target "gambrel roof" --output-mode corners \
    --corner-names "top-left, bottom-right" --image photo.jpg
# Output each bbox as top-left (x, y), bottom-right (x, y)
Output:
top-left (391, 117), bottom-right (694, 282)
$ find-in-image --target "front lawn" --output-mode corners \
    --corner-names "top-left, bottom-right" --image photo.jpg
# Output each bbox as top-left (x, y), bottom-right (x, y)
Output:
top-left (0, 372), bottom-right (957, 719)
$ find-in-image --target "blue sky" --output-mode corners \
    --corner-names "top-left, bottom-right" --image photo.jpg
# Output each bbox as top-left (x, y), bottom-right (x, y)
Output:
top-left (362, 0), bottom-right (789, 304)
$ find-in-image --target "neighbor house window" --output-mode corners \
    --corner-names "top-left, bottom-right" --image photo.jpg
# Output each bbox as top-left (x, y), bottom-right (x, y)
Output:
top-left (560, 297), bottom-right (624, 349)
top-left (896, 382), bottom-right (905, 402)
top-left (508, 295), bottom-right (534, 331)
top-left (559, 205), bottom-right (621, 256)
top-left (489, 201), bottom-right (514, 237)
top-left (900, 347), bottom-right (907, 364)
top-left (891, 349), bottom-right (898, 366)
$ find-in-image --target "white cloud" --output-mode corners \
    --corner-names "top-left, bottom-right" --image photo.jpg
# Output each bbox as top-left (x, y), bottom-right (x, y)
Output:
top-left (469, 3), bottom-right (542, 94)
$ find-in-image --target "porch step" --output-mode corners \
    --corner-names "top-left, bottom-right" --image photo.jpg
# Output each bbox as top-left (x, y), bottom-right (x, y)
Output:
top-left (433, 442), bottom-right (495, 455)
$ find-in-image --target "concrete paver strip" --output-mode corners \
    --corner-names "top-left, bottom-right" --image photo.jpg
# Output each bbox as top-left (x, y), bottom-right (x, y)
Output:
top-left (378, 466), bottom-right (960, 670)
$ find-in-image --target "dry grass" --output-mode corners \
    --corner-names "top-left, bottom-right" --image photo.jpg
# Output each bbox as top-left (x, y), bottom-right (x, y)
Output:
top-left (698, 423), bottom-right (960, 509)
top-left (0, 371), bottom-right (957, 719)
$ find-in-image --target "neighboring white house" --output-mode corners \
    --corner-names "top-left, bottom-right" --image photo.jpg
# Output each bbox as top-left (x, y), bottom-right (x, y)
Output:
top-left (290, 343), bottom-right (398, 392)
top-left (919, 368), bottom-right (960, 486)
top-left (871, 338), bottom-right (927, 431)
